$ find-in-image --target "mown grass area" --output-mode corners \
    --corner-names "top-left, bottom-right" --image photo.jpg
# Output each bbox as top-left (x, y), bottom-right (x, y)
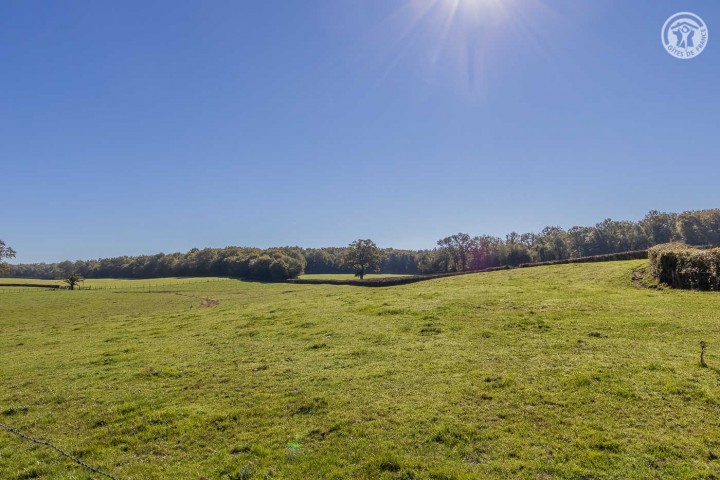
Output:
top-left (298, 274), bottom-right (410, 280)
top-left (0, 277), bottom-right (227, 287)
top-left (0, 278), bottom-right (62, 293)
top-left (0, 278), bottom-right (62, 285)
top-left (2, 260), bottom-right (720, 479)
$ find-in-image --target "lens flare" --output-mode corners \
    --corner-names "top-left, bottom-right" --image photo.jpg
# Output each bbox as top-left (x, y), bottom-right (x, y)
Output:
top-left (366, 0), bottom-right (562, 94)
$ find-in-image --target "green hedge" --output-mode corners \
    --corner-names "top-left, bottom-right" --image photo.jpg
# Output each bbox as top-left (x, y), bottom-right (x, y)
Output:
top-left (518, 250), bottom-right (648, 268)
top-left (649, 243), bottom-right (720, 290)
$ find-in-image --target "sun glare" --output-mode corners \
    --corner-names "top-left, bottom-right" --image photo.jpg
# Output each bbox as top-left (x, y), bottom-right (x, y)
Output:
top-left (367, 0), bottom-right (558, 94)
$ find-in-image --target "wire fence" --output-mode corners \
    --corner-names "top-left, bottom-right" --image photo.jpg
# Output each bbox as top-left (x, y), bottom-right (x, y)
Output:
top-left (0, 422), bottom-right (119, 479)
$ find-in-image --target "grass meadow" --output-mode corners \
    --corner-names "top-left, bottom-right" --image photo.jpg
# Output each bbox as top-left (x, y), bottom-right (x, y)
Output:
top-left (298, 274), bottom-right (410, 280)
top-left (2, 260), bottom-right (720, 479)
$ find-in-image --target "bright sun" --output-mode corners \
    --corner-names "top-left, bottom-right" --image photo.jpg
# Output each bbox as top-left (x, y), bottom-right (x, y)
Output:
top-left (369, 0), bottom-right (554, 93)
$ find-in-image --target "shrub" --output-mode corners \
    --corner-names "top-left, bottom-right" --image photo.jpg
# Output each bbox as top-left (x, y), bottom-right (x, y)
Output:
top-left (648, 243), bottom-right (720, 290)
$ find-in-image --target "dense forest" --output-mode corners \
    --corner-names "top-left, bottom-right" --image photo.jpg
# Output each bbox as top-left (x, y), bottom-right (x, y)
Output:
top-left (417, 209), bottom-right (720, 273)
top-left (5, 209), bottom-right (719, 280)
top-left (6, 247), bottom-right (419, 281)
top-left (416, 209), bottom-right (720, 274)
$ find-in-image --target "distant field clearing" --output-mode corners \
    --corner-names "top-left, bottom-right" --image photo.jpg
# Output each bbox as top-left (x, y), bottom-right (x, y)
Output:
top-left (298, 273), bottom-right (410, 280)
top-left (0, 277), bottom-right (228, 292)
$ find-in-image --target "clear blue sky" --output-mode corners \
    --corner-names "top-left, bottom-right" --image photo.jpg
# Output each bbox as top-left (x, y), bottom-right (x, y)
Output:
top-left (2, 0), bottom-right (718, 263)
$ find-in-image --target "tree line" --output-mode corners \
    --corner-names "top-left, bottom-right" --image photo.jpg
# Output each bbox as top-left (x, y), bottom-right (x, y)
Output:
top-left (3, 244), bottom-right (417, 281)
top-left (8, 247), bottom-right (308, 281)
top-left (3, 209), bottom-right (719, 280)
top-left (416, 209), bottom-right (720, 273)
top-left (304, 248), bottom-right (418, 275)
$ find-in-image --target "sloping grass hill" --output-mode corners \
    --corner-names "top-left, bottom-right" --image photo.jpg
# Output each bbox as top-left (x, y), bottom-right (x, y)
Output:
top-left (1, 260), bottom-right (719, 479)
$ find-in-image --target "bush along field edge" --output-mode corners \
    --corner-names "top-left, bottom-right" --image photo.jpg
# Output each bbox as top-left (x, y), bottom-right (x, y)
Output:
top-left (649, 243), bottom-right (720, 291)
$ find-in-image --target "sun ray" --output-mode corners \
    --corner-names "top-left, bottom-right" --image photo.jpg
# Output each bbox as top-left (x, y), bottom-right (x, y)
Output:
top-left (365, 0), bottom-right (566, 96)
top-left (431, 0), bottom-right (461, 66)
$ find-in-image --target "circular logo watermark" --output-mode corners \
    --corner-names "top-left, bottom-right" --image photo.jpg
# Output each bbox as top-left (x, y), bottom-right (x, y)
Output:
top-left (661, 12), bottom-right (709, 59)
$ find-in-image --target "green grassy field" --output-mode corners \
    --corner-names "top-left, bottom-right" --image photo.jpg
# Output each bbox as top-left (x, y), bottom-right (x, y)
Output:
top-left (2, 260), bottom-right (720, 479)
top-left (298, 274), bottom-right (410, 280)
top-left (0, 277), bottom-right (227, 289)
top-left (0, 278), bottom-right (62, 285)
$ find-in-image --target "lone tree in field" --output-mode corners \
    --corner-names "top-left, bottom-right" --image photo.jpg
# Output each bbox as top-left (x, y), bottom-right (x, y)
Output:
top-left (344, 239), bottom-right (383, 280)
top-left (64, 273), bottom-right (84, 290)
top-left (0, 239), bottom-right (16, 273)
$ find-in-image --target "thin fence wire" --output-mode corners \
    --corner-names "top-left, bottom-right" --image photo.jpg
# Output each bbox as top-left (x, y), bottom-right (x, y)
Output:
top-left (0, 422), bottom-right (119, 480)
